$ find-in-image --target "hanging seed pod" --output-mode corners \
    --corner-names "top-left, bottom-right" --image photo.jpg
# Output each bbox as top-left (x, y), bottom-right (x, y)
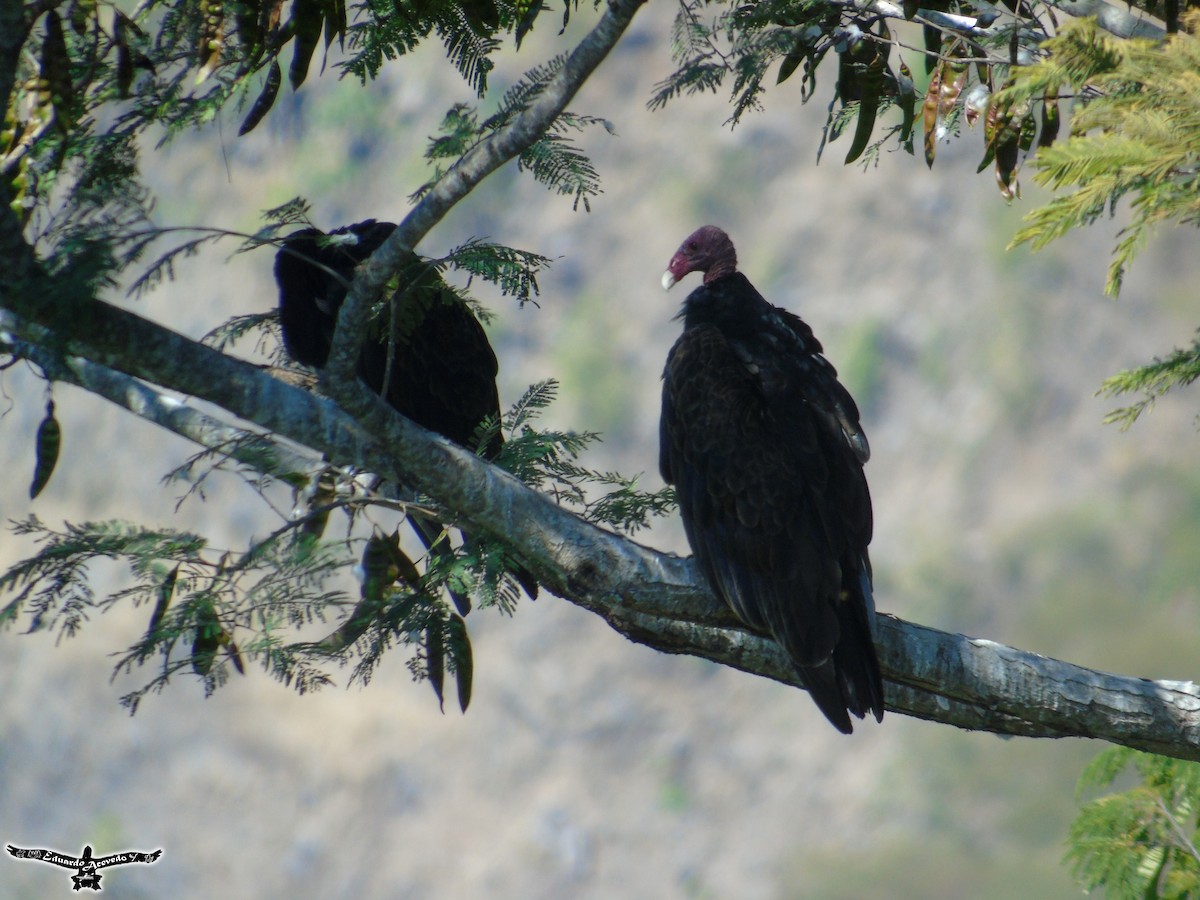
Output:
top-left (1038, 88), bottom-right (1059, 148)
top-left (515, 0), bottom-right (541, 48)
top-left (30, 399), bottom-right (61, 499)
top-left (897, 59), bottom-right (916, 154)
top-left (7, 155), bottom-right (31, 224)
top-left (922, 49), bottom-right (968, 168)
top-left (844, 24), bottom-right (890, 164)
top-left (447, 613), bottom-right (473, 712)
top-left (425, 613), bottom-right (445, 712)
top-left (196, 0), bottom-right (225, 83)
top-left (191, 603), bottom-right (222, 677)
top-left (146, 565), bottom-right (179, 638)
top-left (288, 0), bottom-right (323, 89)
top-left (234, 0), bottom-right (263, 51)
top-left (40, 10), bottom-right (73, 116)
top-left (191, 601), bottom-right (243, 677)
top-left (1, 103), bottom-right (18, 152)
top-left (238, 58), bottom-right (281, 135)
top-left (263, 0), bottom-right (284, 38)
top-left (324, 0), bottom-right (346, 49)
top-left (114, 13), bottom-right (135, 97)
top-left (296, 461), bottom-right (336, 544)
top-left (68, 0), bottom-right (96, 36)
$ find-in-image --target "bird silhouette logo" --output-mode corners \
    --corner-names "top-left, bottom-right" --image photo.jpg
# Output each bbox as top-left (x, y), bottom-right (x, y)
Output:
top-left (7, 842), bottom-right (162, 891)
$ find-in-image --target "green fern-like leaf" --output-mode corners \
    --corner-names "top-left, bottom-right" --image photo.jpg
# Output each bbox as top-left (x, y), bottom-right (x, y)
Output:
top-left (1005, 17), bottom-right (1200, 297)
top-left (492, 380), bottom-right (677, 533)
top-left (518, 132), bottom-right (602, 210)
top-left (1067, 747), bottom-right (1200, 899)
top-left (441, 239), bottom-right (553, 303)
top-left (1097, 334), bottom-right (1200, 429)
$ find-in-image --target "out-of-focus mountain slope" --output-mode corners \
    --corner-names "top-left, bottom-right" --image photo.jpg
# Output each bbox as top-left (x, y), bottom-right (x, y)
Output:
top-left (1, 4), bottom-right (1197, 897)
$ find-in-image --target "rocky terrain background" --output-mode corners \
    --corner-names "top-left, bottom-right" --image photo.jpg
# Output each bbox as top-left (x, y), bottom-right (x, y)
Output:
top-left (2, 3), bottom-right (1199, 897)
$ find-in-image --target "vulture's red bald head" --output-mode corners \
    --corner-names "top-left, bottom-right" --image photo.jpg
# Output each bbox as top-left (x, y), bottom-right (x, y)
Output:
top-left (662, 225), bottom-right (737, 290)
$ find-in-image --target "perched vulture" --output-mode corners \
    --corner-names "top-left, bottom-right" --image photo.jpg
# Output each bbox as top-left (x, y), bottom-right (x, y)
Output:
top-left (275, 220), bottom-right (503, 455)
top-left (274, 220), bottom-right (536, 607)
top-left (659, 225), bottom-right (883, 733)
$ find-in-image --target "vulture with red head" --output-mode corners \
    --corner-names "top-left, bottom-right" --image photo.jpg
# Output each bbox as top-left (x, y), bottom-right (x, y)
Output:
top-left (274, 220), bottom-right (536, 608)
top-left (659, 225), bottom-right (883, 733)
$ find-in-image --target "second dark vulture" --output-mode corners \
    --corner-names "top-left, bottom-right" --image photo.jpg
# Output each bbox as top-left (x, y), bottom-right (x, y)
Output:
top-left (274, 219), bottom-right (536, 607)
top-left (659, 225), bottom-right (883, 733)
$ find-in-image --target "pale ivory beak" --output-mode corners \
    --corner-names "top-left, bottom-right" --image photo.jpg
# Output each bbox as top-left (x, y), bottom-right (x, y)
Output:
top-left (661, 270), bottom-right (677, 290)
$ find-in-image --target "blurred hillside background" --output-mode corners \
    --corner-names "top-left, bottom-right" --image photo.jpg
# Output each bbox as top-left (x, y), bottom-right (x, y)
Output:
top-left (2, 2), bottom-right (1199, 897)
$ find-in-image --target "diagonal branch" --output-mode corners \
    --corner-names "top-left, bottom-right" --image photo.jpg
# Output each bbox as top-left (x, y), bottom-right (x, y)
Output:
top-left (4, 297), bottom-right (1200, 760)
top-left (322, 0), bottom-right (648, 406)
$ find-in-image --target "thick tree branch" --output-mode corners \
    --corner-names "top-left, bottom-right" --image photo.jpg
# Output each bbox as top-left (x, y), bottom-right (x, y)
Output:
top-left (3, 297), bottom-right (1200, 759)
top-left (608, 608), bottom-right (1200, 757)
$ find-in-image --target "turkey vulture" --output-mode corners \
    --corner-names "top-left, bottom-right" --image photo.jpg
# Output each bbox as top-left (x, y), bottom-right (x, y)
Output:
top-left (274, 220), bottom-right (537, 608)
top-left (659, 225), bottom-right (883, 733)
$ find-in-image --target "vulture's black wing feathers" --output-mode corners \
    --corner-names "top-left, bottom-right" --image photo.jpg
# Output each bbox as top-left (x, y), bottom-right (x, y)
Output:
top-left (274, 220), bottom-right (537, 610)
top-left (661, 272), bottom-right (882, 732)
top-left (361, 265), bottom-right (502, 457)
top-left (275, 220), bottom-right (501, 455)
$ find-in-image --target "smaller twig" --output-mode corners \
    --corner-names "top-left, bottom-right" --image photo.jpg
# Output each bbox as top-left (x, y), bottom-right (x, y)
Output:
top-left (859, 29), bottom-right (1010, 67)
top-left (1155, 795), bottom-right (1200, 868)
top-left (0, 114), bottom-right (55, 178)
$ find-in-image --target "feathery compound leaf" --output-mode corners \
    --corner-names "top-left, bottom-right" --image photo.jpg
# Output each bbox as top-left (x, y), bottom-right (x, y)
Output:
top-left (344, 0), bottom-right (500, 92)
top-left (1067, 748), bottom-right (1200, 898)
top-left (505, 379), bottom-right (559, 432)
top-left (438, 5), bottom-right (500, 94)
top-left (518, 133), bottom-right (602, 211)
top-left (202, 311), bottom-right (279, 353)
top-left (1096, 334), bottom-right (1200, 429)
top-left (492, 382), bottom-right (676, 533)
top-left (127, 231), bottom-right (229, 299)
top-left (1006, 15), bottom-right (1200, 295)
top-left (442, 239), bottom-right (553, 303)
top-left (0, 519), bottom-right (207, 640)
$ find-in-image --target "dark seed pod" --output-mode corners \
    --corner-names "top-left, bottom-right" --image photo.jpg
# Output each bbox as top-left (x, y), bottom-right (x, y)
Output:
top-left (30, 399), bottom-right (61, 499)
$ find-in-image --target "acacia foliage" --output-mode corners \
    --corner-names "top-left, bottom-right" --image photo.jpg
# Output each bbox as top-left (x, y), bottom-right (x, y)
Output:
top-left (994, 16), bottom-right (1200, 428)
top-left (0, 0), bottom-right (662, 710)
top-left (1067, 747), bottom-right (1200, 899)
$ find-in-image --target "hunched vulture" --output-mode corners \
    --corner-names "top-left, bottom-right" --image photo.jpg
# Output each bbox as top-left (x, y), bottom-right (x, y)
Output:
top-left (659, 225), bottom-right (883, 733)
top-left (274, 220), bottom-right (537, 609)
